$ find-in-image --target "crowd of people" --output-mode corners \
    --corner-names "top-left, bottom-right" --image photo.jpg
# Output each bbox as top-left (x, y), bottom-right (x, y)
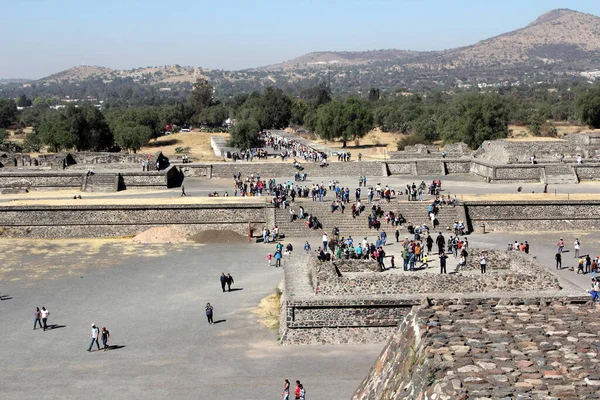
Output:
top-left (263, 131), bottom-right (327, 164)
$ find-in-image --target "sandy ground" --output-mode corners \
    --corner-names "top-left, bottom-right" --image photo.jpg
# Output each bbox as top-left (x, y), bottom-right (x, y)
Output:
top-left (140, 130), bottom-right (229, 162)
top-left (300, 127), bottom-right (403, 160)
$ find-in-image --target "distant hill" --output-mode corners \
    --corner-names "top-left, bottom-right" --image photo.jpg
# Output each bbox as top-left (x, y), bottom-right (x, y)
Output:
top-left (256, 8), bottom-right (600, 71)
top-left (41, 65), bottom-right (206, 84)
top-left (20, 8), bottom-right (600, 96)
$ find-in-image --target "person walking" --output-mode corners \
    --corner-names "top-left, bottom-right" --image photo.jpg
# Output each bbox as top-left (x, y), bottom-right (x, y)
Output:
top-left (88, 324), bottom-right (100, 352)
top-left (34, 307), bottom-right (43, 330)
top-left (101, 327), bottom-right (110, 351)
top-left (555, 252), bottom-right (562, 270)
top-left (282, 379), bottom-right (290, 400)
top-left (294, 381), bottom-right (302, 400)
top-left (181, 185), bottom-right (187, 197)
top-left (322, 232), bottom-right (328, 252)
top-left (275, 251), bottom-right (282, 268)
top-left (557, 238), bottom-right (564, 253)
top-left (226, 273), bottom-right (234, 292)
top-left (439, 253), bottom-right (447, 274)
top-left (267, 253), bottom-right (273, 267)
top-left (41, 306), bottom-right (49, 331)
top-left (436, 233), bottom-right (445, 255)
top-left (220, 273), bottom-right (227, 293)
top-left (205, 303), bottom-right (214, 324)
top-left (299, 384), bottom-right (306, 400)
top-left (479, 252), bottom-right (487, 274)
top-left (574, 239), bottom-right (581, 259)
top-left (303, 241), bottom-right (311, 253)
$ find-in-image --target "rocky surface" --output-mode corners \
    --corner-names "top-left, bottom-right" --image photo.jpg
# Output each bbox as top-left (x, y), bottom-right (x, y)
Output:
top-left (355, 300), bottom-right (600, 399)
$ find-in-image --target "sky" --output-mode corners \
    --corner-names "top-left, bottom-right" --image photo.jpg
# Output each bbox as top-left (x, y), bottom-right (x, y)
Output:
top-left (1, 0), bottom-right (600, 79)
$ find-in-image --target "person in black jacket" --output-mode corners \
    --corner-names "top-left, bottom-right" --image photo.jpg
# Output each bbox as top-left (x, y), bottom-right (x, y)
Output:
top-left (436, 233), bottom-right (445, 254)
top-left (226, 273), bottom-right (234, 292)
top-left (220, 273), bottom-right (227, 292)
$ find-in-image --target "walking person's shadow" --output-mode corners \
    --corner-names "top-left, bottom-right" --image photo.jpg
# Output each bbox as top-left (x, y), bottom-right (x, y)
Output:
top-left (106, 345), bottom-right (126, 351)
top-left (228, 288), bottom-right (243, 292)
top-left (212, 320), bottom-right (227, 324)
top-left (0, 294), bottom-right (13, 301)
top-left (46, 324), bottom-right (66, 330)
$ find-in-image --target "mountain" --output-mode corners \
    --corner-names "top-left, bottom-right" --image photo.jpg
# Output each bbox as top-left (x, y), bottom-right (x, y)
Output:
top-left (41, 65), bottom-right (206, 84)
top-left (257, 8), bottom-right (600, 71)
top-left (15, 8), bottom-right (600, 97)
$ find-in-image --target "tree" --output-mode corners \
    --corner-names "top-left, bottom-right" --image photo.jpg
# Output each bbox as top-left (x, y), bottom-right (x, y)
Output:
top-left (228, 119), bottom-right (261, 150)
top-left (112, 121), bottom-right (152, 153)
top-left (191, 78), bottom-right (214, 116)
top-left (198, 104), bottom-right (229, 127)
top-left (315, 98), bottom-right (373, 147)
top-left (576, 86), bottom-right (600, 128)
top-left (368, 88), bottom-right (381, 102)
top-left (15, 94), bottom-right (32, 108)
top-left (252, 87), bottom-right (292, 129)
top-left (0, 129), bottom-right (9, 144)
top-left (300, 82), bottom-right (331, 110)
top-left (0, 99), bottom-right (18, 128)
top-left (291, 99), bottom-right (308, 125)
top-left (439, 93), bottom-right (511, 148)
top-left (37, 111), bottom-right (77, 152)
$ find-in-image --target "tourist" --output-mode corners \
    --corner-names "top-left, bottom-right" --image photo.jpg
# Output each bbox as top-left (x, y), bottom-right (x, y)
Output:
top-left (220, 273), bottom-right (227, 293)
top-left (577, 257), bottom-right (585, 274)
top-left (479, 252), bottom-right (487, 274)
top-left (390, 255), bottom-right (395, 269)
top-left (282, 379), bottom-right (290, 400)
top-left (88, 324), bottom-right (100, 352)
top-left (226, 273), bottom-right (234, 292)
top-left (205, 303), bottom-right (214, 324)
top-left (322, 232), bottom-right (328, 252)
top-left (590, 278), bottom-right (599, 303)
top-left (586, 255), bottom-right (592, 274)
top-left (426, 234), bottom-right (433, 254)
top-left (101, 327), bottom-right (110, 351)
top-left (299, 384), bottom-right (306, 400)
top-left (267, 253), bottom-right (273, 267)
top-left (557, 238), bottom-right (564, 253)
top-left (303, 242), bottom-right (311, 253)
top-left (275, 250), bottom-right (282, 267)
top-left (33, 307), bottom-right (42, 330)
top-left (181, 185), bottom-right (187, 197)
top-left (574, 238), bottom-right (581, 259)
top-left (395, 228), bottom-right (400, 242)
top-left (591, 258), bottom-right (598, 279)
top-left (263, 227), bottom-right (269, 244)
top-left (439, 253), bottom-right (447, 274)
top-left (41, 306), bottom-right (49, 331)
top-left (555, 252), bottom-right (562, 270)
top-left (436, 233), bottom-right (445, 254)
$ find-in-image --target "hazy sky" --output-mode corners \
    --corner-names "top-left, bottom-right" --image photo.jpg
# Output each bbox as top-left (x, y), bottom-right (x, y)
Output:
top-left (2, 0), bottom-right (599, 79)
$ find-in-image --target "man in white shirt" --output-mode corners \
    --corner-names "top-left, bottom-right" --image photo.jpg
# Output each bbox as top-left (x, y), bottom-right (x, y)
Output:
top-left (574, 239), bottom-right (581, 259)
top-left (41, 307), bottom-right (50, 331)
top-left (88, 324), bottom-right (100, 352)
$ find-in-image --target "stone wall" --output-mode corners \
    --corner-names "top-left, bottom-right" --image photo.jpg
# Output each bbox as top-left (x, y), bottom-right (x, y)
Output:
top-left (464, 200), bottom-right (600, 232)
top-left (206, 161), bottom-right (386, 179)
top-left (355, 299), bottom-right (597, 399)
top-left (385, 162), bottom-right (414, 175)
top-left (313, 249), bottom-right (561, 296)
top-left (0, 203), bottom-right (269, 238)
top-left (0, 172), bottom-right (84, 191)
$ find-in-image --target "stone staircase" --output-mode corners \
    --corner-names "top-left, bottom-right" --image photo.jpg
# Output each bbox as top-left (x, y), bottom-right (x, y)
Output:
top-left (82, 173), bottom-right (119, 192)
top-left (543, 164), bottom-right (579, 184)
top-left (275, 199), bottom-right (462, 238)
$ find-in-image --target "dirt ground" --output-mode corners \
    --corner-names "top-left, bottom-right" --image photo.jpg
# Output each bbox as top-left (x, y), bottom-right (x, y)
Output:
top-left (300, 127), bottom-right (404, 160)
top-left (139, 130), bottom-right (229, 162)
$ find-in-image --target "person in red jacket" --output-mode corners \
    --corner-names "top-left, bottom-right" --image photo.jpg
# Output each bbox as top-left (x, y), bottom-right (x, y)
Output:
top-left (294, 380), bottom-right (301, 400)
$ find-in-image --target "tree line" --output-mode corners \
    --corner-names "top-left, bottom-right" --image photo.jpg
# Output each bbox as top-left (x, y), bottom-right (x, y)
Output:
top-left (2, 79), bottom-right (600, 153)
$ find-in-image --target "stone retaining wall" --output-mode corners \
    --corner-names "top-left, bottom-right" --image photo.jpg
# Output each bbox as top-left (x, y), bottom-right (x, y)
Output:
top-left (464, 200), bottom-right (600, 232)
top-left (313, 249), bottom-right (561, 297)
top-left (0, 203), bottom-right (269, 238)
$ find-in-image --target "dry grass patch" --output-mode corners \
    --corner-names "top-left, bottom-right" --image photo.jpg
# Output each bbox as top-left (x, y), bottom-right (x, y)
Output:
top-left (140, 131), bottom-right (229, 162)
top-left (253, 291), bottom-right (281, 331)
